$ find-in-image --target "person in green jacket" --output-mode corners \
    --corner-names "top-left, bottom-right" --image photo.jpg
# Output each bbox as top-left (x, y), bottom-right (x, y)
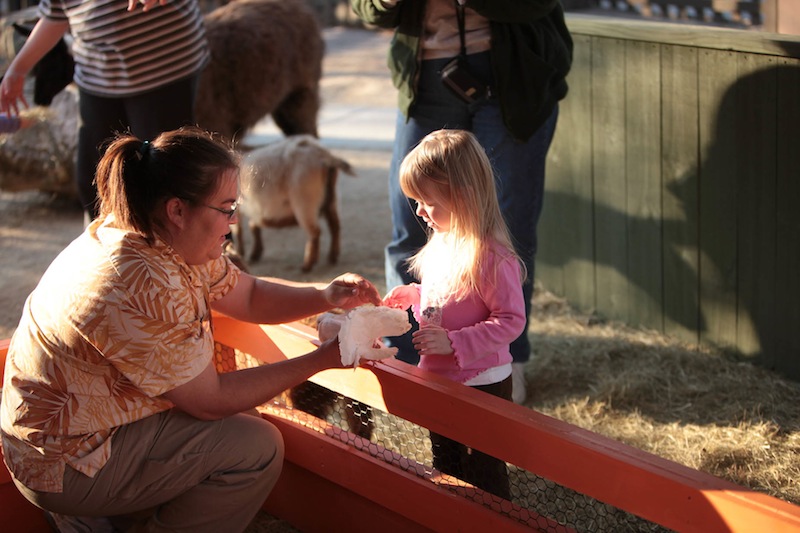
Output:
top-left (350, 0), bottom-right (573, 404)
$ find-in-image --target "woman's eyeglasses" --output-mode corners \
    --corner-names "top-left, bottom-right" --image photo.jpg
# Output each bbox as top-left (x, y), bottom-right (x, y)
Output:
top-left (203, 202), bottom-right (238, 221)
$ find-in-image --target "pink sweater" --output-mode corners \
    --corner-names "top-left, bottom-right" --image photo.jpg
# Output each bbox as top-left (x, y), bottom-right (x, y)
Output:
top-left (412, 243), bottom-right (526, 384)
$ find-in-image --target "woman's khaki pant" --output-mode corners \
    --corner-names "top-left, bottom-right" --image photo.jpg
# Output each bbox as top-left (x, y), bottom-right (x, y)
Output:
top-left (15, 409), bottom-right (284, 532)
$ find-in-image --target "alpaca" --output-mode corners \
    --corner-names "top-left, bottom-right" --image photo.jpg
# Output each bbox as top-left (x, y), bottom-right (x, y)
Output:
top-left (236, 134), bottom-right (355, 272)
top-left (195, 0), bottom-right (323, 141)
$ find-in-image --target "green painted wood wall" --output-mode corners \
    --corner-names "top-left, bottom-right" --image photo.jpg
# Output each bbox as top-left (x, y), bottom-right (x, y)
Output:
top-left (539, 14), bottom-right (800, 380)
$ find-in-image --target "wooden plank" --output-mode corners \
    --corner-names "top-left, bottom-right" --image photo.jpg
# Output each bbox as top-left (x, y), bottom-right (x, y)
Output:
top-left (661, 43), bottom-right (701, 343)
top-left (624, 40), bottom-right (663, 331)
top-left (264, 408), bottom-right (535, 533)
top-left (562, 34), bottom-right (598, 312)
top-left (566, 13), bottom-right (800, 58)
top-left (591, 36), bottom-right (629, 322)
top-left (734, 54), bottom-right (778, 359)
top-left (772, 56), bottom-right (800, 379)
top-left (0, 482), bottom-right (51, 533)
top-left (263, 460), bottom-right (435, 533)
top-left (540, 33), bottom-right (595, 311)
top-left (697, 49), bottom-right (740, 351)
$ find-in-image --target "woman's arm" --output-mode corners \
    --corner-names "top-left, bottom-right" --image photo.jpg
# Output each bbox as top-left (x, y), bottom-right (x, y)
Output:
top-left (163, 337), bottom-right (343, 419)
top-left (211, 271), bottom-right (380, 324)
top-left (0, 17), bottom-right (70, 115)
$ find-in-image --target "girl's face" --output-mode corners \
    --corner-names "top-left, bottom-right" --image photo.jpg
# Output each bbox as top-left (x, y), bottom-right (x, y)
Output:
top-left (174, 169), bottom-right (239, 265)
top-left (413, 181), bottom-right (451, 233)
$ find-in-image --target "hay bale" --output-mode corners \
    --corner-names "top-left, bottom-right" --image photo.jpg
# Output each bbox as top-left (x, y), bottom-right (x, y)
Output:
top-left (0, 85), bottom-right (78, 198)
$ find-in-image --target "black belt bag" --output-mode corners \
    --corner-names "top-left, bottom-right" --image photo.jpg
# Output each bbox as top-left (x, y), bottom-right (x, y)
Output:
top-left (440, 1), bottom-right (491, 104)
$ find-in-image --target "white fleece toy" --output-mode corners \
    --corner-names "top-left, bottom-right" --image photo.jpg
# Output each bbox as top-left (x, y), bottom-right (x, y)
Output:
top-left (317, 305), bottom-right (412, 367)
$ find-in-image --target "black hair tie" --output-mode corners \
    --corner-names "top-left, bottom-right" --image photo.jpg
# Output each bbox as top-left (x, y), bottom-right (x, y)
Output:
top-left (137, 140), bottom-right (150, 160)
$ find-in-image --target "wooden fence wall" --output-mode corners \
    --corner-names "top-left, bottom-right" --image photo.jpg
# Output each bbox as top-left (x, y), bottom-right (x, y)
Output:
top-left (540, 14), bottom-right (800, 380)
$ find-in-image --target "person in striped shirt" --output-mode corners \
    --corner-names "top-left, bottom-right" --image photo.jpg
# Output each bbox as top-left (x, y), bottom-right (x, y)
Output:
top-left (0, 0), bottom-right (209, 221)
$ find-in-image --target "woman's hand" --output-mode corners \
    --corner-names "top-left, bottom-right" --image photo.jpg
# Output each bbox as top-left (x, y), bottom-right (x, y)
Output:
top-left (128, 0), bottom-right (168, 12)
top-left (412, 325), bottom-right (453, 356)
top-left (316, 312), bottom-right (344, 342)
top-left (382, 284), bottom-right (418, 310)
top-left (0, 70), bottom-right (28, 116)
top-left (324, 273), bottom-right (380, 309)
top-left (0, 18), bottom-right (69, 116)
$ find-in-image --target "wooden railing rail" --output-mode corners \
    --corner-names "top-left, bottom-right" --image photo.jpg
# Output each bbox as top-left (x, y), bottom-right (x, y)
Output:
top-left (214, 317), bottom-right (800, 532)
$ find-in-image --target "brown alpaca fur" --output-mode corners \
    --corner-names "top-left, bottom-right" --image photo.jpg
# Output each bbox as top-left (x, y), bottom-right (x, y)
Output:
top-left (236, 135), bottom-right (355, 272)
top-left (195, 0), bottom-right (323, 142)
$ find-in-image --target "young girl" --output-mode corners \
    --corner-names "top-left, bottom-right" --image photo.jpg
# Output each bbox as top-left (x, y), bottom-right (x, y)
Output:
top-left (382, 129), bottom-right (526, 500)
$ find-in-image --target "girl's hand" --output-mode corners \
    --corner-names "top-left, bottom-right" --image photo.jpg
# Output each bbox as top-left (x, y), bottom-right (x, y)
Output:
top-left (412, 325), bottom-right (453, 356)
top-left (324, 273), bottom-right (380, 309)
top-left (382, 285), bottom-right (416, 310)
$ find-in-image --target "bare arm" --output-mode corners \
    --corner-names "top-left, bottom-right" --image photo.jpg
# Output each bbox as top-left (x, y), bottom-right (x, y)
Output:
top-left (162, 337), bottom-right (342, 419)
top-left (211, 271), bottom-right (381, 324)
top-left (0, 18), bottom-right (70, 115)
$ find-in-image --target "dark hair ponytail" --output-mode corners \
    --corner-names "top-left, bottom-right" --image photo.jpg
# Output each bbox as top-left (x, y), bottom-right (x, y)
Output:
top-left (95, 126), bottom-right (238, 243)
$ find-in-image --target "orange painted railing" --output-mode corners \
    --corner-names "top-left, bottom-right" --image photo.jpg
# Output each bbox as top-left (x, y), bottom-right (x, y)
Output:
top-left (2, 321), bottom-right (800, 532)
top-left (212, 316), bottom-right (800, 533)
top-left (0, 338), bottom-right (54, 532)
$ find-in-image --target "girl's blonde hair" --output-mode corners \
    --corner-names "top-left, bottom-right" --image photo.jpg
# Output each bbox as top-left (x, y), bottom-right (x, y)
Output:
top-left (400, 129), bottom-right (525, 300)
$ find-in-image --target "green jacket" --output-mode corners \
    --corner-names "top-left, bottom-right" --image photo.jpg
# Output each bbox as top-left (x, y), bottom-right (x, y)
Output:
top-left (350, 0), bottom-right (573, 141)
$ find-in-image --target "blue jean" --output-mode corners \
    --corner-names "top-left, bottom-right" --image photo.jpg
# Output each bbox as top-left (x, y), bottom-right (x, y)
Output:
top-left (385, 53), bottom-right (558, 365)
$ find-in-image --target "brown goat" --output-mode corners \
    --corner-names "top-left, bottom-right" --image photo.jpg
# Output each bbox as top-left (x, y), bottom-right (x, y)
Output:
top-left (236, 135), bottom-right (355, 272)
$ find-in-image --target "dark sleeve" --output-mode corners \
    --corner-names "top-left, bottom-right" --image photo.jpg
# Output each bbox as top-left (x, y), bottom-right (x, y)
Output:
top-left (465, 0), bottom-right (560, 22)
top-left (350, 0), bottom-right (403, 28)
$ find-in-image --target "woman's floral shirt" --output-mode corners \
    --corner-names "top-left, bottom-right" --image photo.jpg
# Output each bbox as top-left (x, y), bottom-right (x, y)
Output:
top-left (0, 216), bottom-right (239, 492)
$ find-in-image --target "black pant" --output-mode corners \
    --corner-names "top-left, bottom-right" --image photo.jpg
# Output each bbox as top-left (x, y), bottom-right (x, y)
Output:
top-left (429, 375), bottom-right (512, 500)
top-left (77, 75), bottom-right (200, 217)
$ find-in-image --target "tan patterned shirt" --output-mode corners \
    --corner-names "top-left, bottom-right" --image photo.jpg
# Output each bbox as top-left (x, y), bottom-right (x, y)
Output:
top-left (1, 216), bottom-right (240, 492)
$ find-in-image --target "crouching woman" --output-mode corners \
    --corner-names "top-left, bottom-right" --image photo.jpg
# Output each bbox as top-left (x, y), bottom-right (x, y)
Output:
top-left (0, 126), bottom-right (380, 531)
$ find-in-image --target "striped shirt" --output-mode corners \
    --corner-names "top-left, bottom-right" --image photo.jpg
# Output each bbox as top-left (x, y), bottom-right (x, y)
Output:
top-left (38, 0), bottom-right (209, 97)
